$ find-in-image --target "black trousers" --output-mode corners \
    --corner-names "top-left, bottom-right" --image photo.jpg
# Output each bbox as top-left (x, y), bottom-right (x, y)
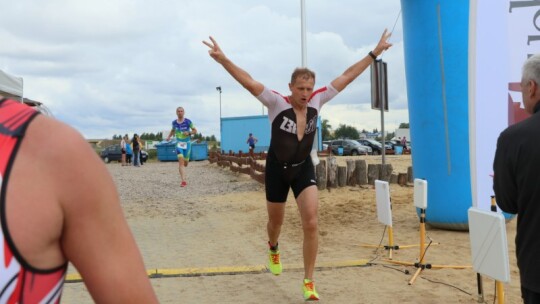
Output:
top-left (522, 287), bottom-right (540, 304)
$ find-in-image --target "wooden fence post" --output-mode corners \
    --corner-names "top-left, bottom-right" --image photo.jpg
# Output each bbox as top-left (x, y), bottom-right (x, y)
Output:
top-left (355, 160), bottom-right (368, 185)
top-left (346, 160), bottom-right (356, 186)
top-left (367, 164), bottom-right (379, 185)
top-left (407, 166), bottom-right (414, 183)
top-left (338, 166), bottom-right (347, 187)
top-left (380, 164), bottom-right (393, 182)
top-left (316, 160), bottom-right (327, 190)
top-left (327, 156), bottom-right (338, 188)
top-left (398, 173), bottom-right (408, 185)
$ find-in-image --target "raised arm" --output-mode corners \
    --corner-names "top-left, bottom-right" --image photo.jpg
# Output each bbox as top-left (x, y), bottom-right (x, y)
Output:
top-left (203, 36), bottom-right (264, 96)
top-left (331, 29), bottom-right (393, 92)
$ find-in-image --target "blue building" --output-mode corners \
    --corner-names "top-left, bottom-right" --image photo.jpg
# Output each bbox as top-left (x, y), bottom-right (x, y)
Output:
top-left (221, 115), bottom-right (270, 153)
top-left (221, 115), bottom-right (323, 153)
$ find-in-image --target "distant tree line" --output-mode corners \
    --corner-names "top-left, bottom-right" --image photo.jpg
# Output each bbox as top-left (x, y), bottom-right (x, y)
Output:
top-left (112, 132), bottom-right (217, 142)
top-left (192, 133), bottom-right (217, 142)
top-left (321, 119), bottom-right (409, 141)
top-left (110, 120), bottom-right (407, 143)
top-left (112, 132), bottom-right (164, 140)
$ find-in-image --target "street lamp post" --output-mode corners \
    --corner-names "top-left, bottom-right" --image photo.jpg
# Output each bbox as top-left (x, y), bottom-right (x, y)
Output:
top-left (216, 86), bottom-right (222, 148)
top-left (216, 86), bottom-right (222, 119)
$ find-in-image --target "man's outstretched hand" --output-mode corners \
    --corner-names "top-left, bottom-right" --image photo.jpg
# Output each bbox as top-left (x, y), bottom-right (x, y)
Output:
top-left (373, 29), bottom-right (393, 57)
top-left (203, 36), bottom-right (226, 63)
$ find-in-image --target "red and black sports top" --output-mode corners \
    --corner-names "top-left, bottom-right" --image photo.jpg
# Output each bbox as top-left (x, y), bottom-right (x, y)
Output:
top-left (0, 98), bottom-right (66, 303)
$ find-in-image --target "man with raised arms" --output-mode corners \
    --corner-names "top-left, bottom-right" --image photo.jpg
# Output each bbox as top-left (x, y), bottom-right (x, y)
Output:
top-left (203, 31), bottom-right (392, 301)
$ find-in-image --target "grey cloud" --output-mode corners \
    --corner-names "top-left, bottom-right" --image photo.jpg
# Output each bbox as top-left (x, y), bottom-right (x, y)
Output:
top-left (0, 0), bottom-right (406, 139)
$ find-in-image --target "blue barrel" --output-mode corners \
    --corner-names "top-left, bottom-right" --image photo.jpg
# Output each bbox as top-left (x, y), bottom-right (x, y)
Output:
top-left (401, 0), bottom-right (470, 230)
top-left (191, 142), bottom-right (208, 161)
top-left (156, 141), bottom-right (178, 161)
top-left (338, 147), bottom-right (344, 156)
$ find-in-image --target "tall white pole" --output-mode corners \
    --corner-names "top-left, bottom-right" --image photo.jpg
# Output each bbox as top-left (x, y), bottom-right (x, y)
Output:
top-left (301, 0), bottom-right (319, 164)
top-left (301, 0), bottom-right (307, 67)
top-left (219, 89), bottom-right (222, 150)
top-left (216, 86), bottom-right (222, 142)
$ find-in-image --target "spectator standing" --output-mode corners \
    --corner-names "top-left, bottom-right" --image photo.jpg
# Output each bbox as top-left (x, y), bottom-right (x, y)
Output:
top-left (132, 134), bottom-right (141, 167)
top-left (246, 133), bottom-right (258, 157)
top-left (121, 135), bottom-right (127, 166)
top-left (401, 136), bottom-right (407, 150)
top-left (493, 53), bottom-right (540, 303)
top-left (125, 135), bottom-right (133, 165)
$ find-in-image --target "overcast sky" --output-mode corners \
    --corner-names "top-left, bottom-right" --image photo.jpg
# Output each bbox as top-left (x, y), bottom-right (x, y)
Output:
top-left (0, 0), bottom-right (407, 140)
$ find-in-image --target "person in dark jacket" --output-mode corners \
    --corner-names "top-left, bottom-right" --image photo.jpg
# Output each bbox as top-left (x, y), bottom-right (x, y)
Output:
top-left (493, 53), bottom-right (540, 303)
top-left (131, 134), bottom-right (142, 167)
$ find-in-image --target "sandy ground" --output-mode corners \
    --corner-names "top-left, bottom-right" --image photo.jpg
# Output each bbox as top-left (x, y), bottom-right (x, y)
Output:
top-left (61, 155), bottom-right (521, 304)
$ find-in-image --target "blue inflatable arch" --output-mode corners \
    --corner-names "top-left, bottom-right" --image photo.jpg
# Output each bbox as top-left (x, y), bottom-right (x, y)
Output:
top-left (401, 1), bottom-right (470, 230)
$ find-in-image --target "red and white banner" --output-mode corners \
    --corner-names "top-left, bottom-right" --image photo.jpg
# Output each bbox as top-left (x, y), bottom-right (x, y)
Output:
top-left (469, 1), bottom-right (540, 210)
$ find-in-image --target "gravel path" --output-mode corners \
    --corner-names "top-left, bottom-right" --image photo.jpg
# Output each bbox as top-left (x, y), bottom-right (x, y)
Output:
top-left (105, 160), bottom-right (263, 218)
top-left (105, 155), bottom-right (412, 201)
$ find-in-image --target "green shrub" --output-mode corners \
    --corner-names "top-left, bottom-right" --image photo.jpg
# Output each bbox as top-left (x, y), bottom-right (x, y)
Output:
top-left (147, 149), bottom-right (157, 160)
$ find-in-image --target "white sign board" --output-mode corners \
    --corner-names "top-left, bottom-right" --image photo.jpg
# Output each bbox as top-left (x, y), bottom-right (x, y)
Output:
top-left (468, 208), bottom-right (510, 283)
top-left (375, 180), bottom-right (392, 227)
top-left (413, 179), bottom-right (428, 209)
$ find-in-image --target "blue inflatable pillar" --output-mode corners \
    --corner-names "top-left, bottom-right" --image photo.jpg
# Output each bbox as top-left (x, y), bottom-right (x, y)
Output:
top-left (401, 1), bottom-right (470, 230)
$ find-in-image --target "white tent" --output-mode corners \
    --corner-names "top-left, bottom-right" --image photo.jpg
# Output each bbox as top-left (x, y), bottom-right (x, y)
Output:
top-left (23, 97), bottom-right (53, 116)
top-left (0, 69), bottom-right (23, 100)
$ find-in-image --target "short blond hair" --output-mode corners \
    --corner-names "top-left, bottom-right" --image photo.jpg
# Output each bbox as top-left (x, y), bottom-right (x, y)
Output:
top-left (290, 68), bottom-right (315, 85)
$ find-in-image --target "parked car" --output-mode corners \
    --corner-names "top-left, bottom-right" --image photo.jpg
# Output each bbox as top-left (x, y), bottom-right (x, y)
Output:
top-left (386, 139), bottom-right (412, 153)
top-left (322, 140), bottom-right (331, 151)
top-left (356, 139), bottom-right (385, 155)
top-left (140, 150), bottom-right (148, 164)
top-left (385, 142), bottom-right (394, 150)
top-left (371, 140), bottom-right (397, 154)
top-left (100, 144), bottom-right (122, 163)
top-left (329, 139), bottom-right (371, 156)
top-left (100, 144), bottom-right (148, 164)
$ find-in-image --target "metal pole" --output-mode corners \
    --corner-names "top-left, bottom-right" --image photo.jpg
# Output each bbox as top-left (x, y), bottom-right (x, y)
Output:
top-left (216, 86), bottom-right (222, 117)
top-left (476, 273), bottom-right (484, 303)
top-left (216, 86), bottom-right (222, 142)
top-left (301, 0), bottom-right (307, 67)
top-left (378, 60), bottom-right (386, 166)
top-left (381, 94), bottom-right (385, 166)
top-left (490, 196), bottom-right (505, 304)
top-left (301, 0), bottom-right (320, 160)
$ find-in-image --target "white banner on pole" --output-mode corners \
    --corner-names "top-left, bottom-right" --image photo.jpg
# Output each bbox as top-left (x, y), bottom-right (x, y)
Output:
top-left (469, 1), bottom-right (540, 210)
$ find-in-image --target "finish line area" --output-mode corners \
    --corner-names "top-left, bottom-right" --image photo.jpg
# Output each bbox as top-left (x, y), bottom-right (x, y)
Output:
top-left (65, 259), bottom-right (371, 283)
